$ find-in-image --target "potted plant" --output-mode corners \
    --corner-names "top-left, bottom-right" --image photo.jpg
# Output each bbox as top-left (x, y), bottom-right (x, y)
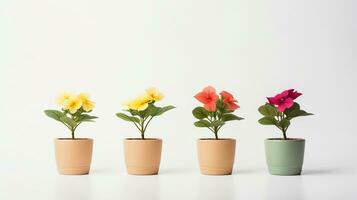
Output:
top-left (44, 92), bottom-right (97, 175)
top-left (193, 86), bottom-right (244, 175)
top-left (258, 89), bottom-right (313, 175)
top-left (116, 87), bottom-right (175, 175)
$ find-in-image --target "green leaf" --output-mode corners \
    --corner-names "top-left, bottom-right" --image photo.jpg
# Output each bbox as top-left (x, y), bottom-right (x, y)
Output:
top-left (258, 116), bottom-right (278, 125)
top-left (129, 109), bottom-right (140, 116)
top-left (258, 104), bottom-right (278, 116)
top-left (138, 110), bottom-right (146, 118)
top-left (194, 120), bottom-right (212, 128)
top-left (155, 105), bottom-right (175, 116)
top-left (76, 114), bottom-right (98, 122)
top-left (192, 107), bottom-right (209, 119)
top-left (287, 110), bottom-right (313, 120)
top-left (60, 116), bottom-right (77, 127)
top-left (44, 110), bottom-right (65, 121)
top-left (222, 109), bottom-right (234, 114)
top-left (116, 113), bottom-right (140, 123)
top-left (145, 104), bottom-right (160, 117)
top-left (284, 102), bottom-right (300, 116)
top-left (279, 119), bottom-right (290, 129)
top-left (216, 99), bottom-right (226, 112)
top-left (211, 120), bottom-right (225, 127)
top-left (221, 114), bottom-right (244, 121)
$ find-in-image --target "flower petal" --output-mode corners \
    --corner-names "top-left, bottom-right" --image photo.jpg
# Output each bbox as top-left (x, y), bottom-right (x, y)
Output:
top-left (194, 92), bottom-right (209, 104)
top-left (203, 86), bottom-right (216, 94)
top-left (277, 98), bottom-right (294, 112)
top-left (204, 102), bottom-right (216, 112)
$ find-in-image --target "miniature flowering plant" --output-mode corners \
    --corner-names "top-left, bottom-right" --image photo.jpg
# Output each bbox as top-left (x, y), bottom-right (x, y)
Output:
top-left (192, 86), bottom-right (244, 139)
top-left (116, 88), bottom-right (175, 139)
top-left (258, 89), bottom-right (313, 140)
top-left (44, 92), bottom-right (98, 139)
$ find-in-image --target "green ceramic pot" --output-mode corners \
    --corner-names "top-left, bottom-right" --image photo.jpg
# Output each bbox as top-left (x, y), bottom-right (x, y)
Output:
top-left (265, 138), bottom-right (305, 175)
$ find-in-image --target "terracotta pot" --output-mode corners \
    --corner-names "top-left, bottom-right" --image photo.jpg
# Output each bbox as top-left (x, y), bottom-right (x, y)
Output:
top-left (54, 138), bottom-right (93, 175)
top-left (124, 138), bottom-right (162, 175)
top-left (197, 138), bottom-right (236, 175)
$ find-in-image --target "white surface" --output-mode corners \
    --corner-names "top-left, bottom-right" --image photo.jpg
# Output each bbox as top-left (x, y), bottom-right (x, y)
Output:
top-left (1, 167), bottom-right (357, 200)
top-left (1, 0), bottom-right (357, 199)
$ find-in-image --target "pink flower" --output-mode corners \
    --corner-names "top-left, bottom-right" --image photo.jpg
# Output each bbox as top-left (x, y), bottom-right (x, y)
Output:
top-left (287, 89), bottom-right (302, 99)
top-left (267, 89), bottom-right (302, 112)
top-left (194, 86), bottom-right (219, 112)
top-left (220, 91), bottom-right (240, 111)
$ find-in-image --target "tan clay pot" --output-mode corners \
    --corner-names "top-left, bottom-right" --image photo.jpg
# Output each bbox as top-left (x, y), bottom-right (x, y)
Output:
top-left (54, 138), bottom-right (93, 175)
top-left (124, 138), bottom-right (162, 175)
top-left (197, 138), bottom-right (236, 175)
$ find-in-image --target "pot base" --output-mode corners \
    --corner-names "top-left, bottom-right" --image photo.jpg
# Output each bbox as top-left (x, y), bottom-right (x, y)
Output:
top-left (200, 166), bottom-right (233, 175)
top-left (57, 166), bottom-right (90, 175)
top-left (268, 166), bottom-right (302, 176)
top-left (126, 166), bottom-right (159, 175)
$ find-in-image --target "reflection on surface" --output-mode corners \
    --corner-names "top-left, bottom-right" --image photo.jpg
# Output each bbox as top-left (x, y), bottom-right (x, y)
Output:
top-left (54, 175), bottom-right (92, 200)
top-left (265, 176), bottom-right (305, 200)
top-left (122, 175), bottom-right (161, 200)
top-left (197, 176), bottom-right (236, 200)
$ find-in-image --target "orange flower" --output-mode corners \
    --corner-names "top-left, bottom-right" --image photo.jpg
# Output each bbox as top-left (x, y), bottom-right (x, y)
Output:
top-left (194, 86), bottom-right (219, 112)
top-left (220, 91), bottom-right (240, 111)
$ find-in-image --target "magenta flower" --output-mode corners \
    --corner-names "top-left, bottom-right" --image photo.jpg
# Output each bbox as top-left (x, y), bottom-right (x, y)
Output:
top-left (267, 89), bottom-right (302, 112)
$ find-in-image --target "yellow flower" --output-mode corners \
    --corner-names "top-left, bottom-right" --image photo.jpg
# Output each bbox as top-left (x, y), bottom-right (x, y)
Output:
top-left (145, 87), bottom-right (164, 102)
top-left (57, 92), bottom-right (75, 106)
top-left (78, 93), bottom-right (95, 112)
top-left (127, 95), bottom-right (150, 111)
top-left (64, 96), bottom-right (83, 114)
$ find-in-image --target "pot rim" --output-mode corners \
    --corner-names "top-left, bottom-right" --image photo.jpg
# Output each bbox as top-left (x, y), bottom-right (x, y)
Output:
top-left (124, 138), bottom-right (162, 141)
top-left (198, 138), bottom-right (236, 141)
top-left (55, 138), bottom-right (93, 141)
top-left (265, 138), bottom-right (305, 142)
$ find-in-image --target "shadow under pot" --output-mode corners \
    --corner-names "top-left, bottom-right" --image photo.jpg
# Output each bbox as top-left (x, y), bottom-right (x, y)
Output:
top-left (265, 138), bottom-right (305, 175)
top-left (124, 138), bottom-right (162, 175)
top-left (197, 138), bottom-right (236, 175)
top-left (54, 138), bottom-right (93, 175)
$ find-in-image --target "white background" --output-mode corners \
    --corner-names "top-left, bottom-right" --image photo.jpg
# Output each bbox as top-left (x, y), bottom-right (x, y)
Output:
top-left (1, 0), bottom-right (356, 199)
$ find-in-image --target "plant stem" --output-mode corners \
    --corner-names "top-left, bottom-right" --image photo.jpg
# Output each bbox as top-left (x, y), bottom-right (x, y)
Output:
top-left (143, 116), bottom-right (154, 134)
top-left (71, 129), bottom-right (75, 140)
top-left (214, 126), bottom-right (218, 140)
top-left (207, 114), bottom-right (221, 140)
top-left (70, 113), bottom-right (75, 140)
top-left (140, 118), bottom-right (145, 140)
top-left (281, 113), bottom-right (288, 140)
top-left (132, 121), bottom-right (141, 133)
top-left (282, 129), bottom-right (287, 140)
